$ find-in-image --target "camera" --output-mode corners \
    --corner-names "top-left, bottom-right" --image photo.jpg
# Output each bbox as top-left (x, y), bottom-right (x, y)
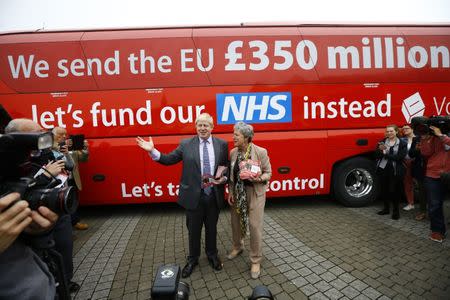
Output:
top-left (69, 134), bottom-right (85, 151)
top-left (411, 115), bottom-right (450, 136)
top-left (151, 264), bottom-right (190, 300)
top-left (0, 131), bottom-right (78, 215)
top-left (3, 177), bottom-right (77, 215)
top-left (0, 131), bottom-right (53, 181)
top-left (248, 285), bottom-right (274, 300)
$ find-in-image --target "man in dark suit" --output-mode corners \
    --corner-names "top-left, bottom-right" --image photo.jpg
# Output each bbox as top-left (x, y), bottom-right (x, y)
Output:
top-left (136, 113), bottom-right (229, 278)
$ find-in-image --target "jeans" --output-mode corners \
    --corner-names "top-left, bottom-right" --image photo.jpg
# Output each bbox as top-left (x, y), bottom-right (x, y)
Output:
top-left (424, 177), bottom-right (447, 235)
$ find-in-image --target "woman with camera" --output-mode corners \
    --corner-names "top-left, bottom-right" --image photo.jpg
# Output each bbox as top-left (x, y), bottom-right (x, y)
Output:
top-left (375, 125), bottom-right (407, 220)
top-left (417, 126), bottom-right (450, 243)
top-left (227, 121), bottom-right (272, 279)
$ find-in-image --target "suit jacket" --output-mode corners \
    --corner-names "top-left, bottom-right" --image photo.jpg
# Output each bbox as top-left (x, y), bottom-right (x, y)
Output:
top-left (229, 143), bottom-right (272, 197)
top-left (69, 149), bottom-right (89, 190)
top-left (158, 136), bottom-right (229, 210)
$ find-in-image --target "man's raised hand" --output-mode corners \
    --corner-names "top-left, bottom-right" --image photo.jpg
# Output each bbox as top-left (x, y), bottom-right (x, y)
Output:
top-left (136, 136), bottom-right (155, 152)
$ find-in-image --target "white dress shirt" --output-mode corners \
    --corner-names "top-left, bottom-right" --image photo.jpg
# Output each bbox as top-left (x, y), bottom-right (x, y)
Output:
top-left (148, 136), bottom-right (216, 175)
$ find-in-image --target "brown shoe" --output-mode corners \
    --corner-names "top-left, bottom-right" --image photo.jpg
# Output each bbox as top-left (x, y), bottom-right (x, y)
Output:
top-left (251, 264), bottom-right (261, 279)
top-left (415, 212), bottom-right (426, 221)
top-left (227, 249), bottom-right (243, 260)
top-left (74, 222), bottom-right (89, 230)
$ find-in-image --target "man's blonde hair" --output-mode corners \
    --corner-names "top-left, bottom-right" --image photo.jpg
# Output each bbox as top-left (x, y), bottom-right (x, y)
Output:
top-left (195, 113), bottom-right (214, 127)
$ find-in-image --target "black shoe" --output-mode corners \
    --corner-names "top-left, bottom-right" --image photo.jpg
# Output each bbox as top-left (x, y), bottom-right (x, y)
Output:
top-left (208, 255), bottom-right (223, 271)
top-left (392, 212), bottom-right (400, 220)
top-left (68, 281), bottom-right (80, 294)
top-left (181, 261), bottom-right (198, 278)
top-left (377, 209), bottom-right (389, 215)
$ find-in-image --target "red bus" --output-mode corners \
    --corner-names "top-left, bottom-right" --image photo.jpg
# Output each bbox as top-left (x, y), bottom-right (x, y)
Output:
top-left (1, 24), bottom-right (449, 206)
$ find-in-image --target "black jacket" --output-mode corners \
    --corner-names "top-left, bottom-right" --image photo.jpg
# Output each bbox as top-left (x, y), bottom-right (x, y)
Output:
top-left (375, 138), bottom-right (407, 178)
top-left (408, 136), bottom-right (426, 181)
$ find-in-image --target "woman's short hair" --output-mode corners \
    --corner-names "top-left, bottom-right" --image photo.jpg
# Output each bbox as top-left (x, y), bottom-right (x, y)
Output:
top-left (234, 121), bottom-right (254, 142)
top-left (386, 124), bottom-right (399, 133)
top-left (195, 113), bottom-right (214, 127)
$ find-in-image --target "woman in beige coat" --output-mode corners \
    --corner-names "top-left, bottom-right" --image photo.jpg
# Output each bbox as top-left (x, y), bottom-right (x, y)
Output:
top-left (227, 121), bottom-right (272, 279)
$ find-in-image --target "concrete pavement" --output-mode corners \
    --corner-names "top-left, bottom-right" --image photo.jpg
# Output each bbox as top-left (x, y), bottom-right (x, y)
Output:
top-left (71, 197), bottom-right (450, 300)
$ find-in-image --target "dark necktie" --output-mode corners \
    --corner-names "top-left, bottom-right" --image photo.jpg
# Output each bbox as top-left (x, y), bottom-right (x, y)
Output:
top-left (203, 140), bottom-right (212, 195)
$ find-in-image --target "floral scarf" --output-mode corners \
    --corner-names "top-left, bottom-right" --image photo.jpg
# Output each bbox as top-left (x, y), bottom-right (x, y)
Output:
top-left (234, 144), bottom-right (251, 237)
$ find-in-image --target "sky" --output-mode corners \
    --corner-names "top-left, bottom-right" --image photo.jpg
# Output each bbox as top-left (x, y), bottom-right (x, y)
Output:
top-left (0, 0), bottom-right (449, 33)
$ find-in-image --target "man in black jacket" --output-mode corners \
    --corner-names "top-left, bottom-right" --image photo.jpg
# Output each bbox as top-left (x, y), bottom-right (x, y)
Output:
top-left (137, 113), bottom-right (229, 278)
top-left (4, 119), bottom-right (80, 293)
top-left (1, 118), bottom-right (60, 299)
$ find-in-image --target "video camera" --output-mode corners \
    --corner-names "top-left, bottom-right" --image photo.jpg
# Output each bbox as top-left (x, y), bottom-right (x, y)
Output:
top-left (151, 264), bottom-right (190, 300)
top-left (0, 131), bottom-right (78, 215)
top-left (411, 115), bottom-right (450, 136)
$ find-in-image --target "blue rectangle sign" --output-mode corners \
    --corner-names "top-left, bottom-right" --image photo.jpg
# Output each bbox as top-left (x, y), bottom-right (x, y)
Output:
top-left (216, 92), bottom-right (292, 124)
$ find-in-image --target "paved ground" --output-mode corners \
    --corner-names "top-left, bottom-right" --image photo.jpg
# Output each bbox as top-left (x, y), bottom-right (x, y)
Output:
top-left (71, 197), bottom-right (450, 300)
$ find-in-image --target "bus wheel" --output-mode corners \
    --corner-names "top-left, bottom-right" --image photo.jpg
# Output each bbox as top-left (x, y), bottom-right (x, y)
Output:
top-left (333, 157), bottom-right (378, 207)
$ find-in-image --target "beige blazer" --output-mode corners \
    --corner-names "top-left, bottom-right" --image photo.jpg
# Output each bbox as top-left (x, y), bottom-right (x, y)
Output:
top-left (69, 149), bottom-right (89, 191)
top-left (229, 143), bottom-right (272, 196)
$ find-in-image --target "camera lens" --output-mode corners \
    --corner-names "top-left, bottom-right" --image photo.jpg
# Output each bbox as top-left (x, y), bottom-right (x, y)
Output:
top-left (57, 186), bottom-right (78, 214)
top-left (27, 186), bottom-right (78, 215)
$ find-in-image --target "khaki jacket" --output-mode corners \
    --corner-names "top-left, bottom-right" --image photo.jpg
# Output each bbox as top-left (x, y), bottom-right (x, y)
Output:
top-left (229, 143), bottom-right (272, 197)
top-left (69, 149), bottom-right (89, 190)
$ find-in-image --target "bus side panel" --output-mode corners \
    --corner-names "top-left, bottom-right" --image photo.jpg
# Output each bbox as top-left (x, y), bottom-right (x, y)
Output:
top-left (326, 129), bottom-right (384, 170)
top-left (2, 27), bottom-right (449, 94)
top-left (252, 131), bottom-right (329, 198)
top-left (1, 83), bottom-right (449, 139)
top-left (77, 137), bottom-right (149, 205)
top-left (78, 131), bottom-right (328, 205)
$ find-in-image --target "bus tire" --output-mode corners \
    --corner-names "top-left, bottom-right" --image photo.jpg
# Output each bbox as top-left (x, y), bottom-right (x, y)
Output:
top-left (332, 157), bottom-right (378, 207)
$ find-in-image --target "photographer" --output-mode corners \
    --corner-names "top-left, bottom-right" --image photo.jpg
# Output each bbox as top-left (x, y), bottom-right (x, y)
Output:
top-left (0, 192), bottom-right (58, 299)
top-left (68, 138), bottom-right (89, 230)
top-left (408, 136), bottom-right (427, 221)
top-left (51, 127), bottom-right (74, 178)
top-left (418, 125), bottom-right (450, 243)
top-left (4, 118), bottom-right (80, 294)
top-left (54, 127), bottom-right (90, 231)
top-left (49, 127), bottom-right (80, 293)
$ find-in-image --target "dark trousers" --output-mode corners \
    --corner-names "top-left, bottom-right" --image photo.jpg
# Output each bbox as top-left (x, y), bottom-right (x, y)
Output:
top-left (71, 211), bottom-right (81, 226)
top-left (416, 179), bottom-right (427, 213)
top-left (52, 214), bottom-right (74, 281)
top-left (378, 164), bottom-right (402, 214)
top-left (185, 192), bottom-right (219, 263)
top-left (424, 177), bottom-right (447, 235)
top-left (68, 178), bottom-right (81, 225)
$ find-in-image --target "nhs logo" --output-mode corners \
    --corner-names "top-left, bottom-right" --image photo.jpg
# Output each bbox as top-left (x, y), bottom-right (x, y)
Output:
top-left (216, 92), bottom-right (292, 124)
